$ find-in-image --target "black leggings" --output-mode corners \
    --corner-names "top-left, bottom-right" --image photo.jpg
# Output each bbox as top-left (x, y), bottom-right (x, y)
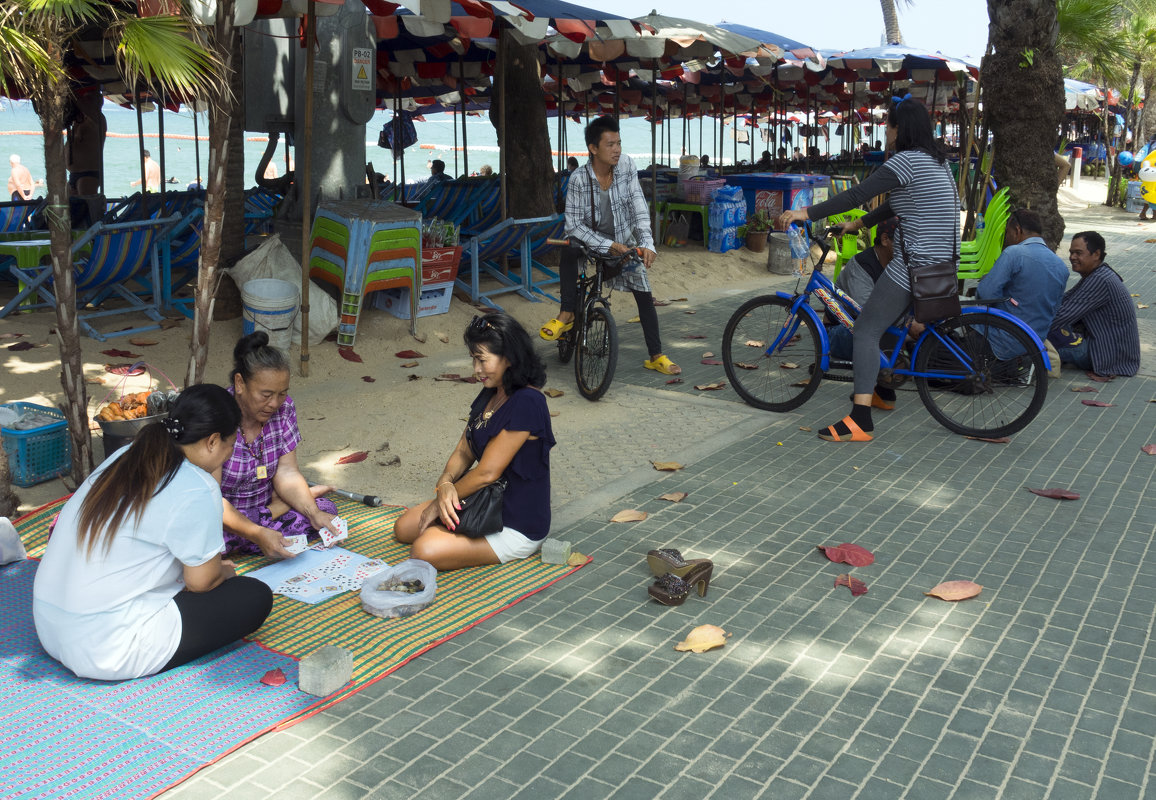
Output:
top-left (558, 248), bottom-right (663, 357)
top-left (159, 576), bottom-right (273, 673)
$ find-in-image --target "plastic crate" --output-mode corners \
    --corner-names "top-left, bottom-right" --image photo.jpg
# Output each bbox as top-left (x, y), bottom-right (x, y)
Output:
top-left (680, 177), bottom-right (725, 204)
top-left (421, 246), bottom-right (461, 285)
top-left (371, 281), bottom-right (454, 319)
top-left (1, 402), bottom-right (70, 487)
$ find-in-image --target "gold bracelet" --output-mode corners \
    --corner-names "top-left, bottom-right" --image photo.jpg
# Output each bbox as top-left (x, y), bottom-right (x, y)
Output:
top-left (436, 480), bottom-right (454, 491)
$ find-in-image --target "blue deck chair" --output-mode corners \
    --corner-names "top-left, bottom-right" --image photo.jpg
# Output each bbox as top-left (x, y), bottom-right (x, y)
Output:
top-left (456, 214), bottom-right (563, 310)
top-left (0, 199), bottom-right (42, 234)
top-left (244, 187), bottom-right (282, 235)
top-left (155, 205), bottom-right (205, 318)
top-left (0, 217), bottom-right (178, 340)
top-left (462, 182), bottom-right (503, 237)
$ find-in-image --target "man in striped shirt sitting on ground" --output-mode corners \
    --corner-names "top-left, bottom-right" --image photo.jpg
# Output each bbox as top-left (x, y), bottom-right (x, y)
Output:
top-left (1048, 231), bottom-right (1140, 378)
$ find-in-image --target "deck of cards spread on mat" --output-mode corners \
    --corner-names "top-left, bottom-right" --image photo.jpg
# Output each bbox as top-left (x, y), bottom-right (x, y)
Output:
top-left (247, 545), bottom-right (388, 604)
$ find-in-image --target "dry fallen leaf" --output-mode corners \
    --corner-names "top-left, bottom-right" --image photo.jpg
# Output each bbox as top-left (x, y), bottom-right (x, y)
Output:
top-left (610, 509), bottom-right (648, 523)
top-left (549, 411), bottom-right (560, 417)
top-left (1026, 487), bottom-right (1080, 500)
top-left (0, 332), bottom-right (26, 339)
top-left (965, 435), bottom-right (1011, 443)
top-left (401, 361), bottom-right (419, 368)
top-left (437, 333), bottom-right (449, 343)
top-left (1141, 444), bottom-right (1156, 456)
top-left (1086, 372), bottom-right (1113, 382)
top-left (159, 318), bottom-right (182, 330)
top-left (924, 580), bottom-right (982, 601)
top-left (362, 376), bottom-right (376, 383)
top-left (407, 374), bottom-right (421, 382)
top-left (734, 362), bottom-right (758, 370)
top-left (1081, 399), bottom-right (1116, 407)
top-left (260, 668), bottom-right (287, 687)
top-left (694, 381), bottom-right (726, 391)
top-left (659, 492), bottom-right (688, 502)
top-left (671, 297), bottom-right (688, 302)
top-left (335, 451), bottom-right (369, 465)
top-left (543, 388), bottom-right (565, 398)
top-left (1132, 293), bottom-right (1141, 297)
top-left (7, 341), bottom-right (34, 352)
top-left (395, 350), bottom-right (425, 359)
top-left (652, 299), bottom-right (671, 307)
top-left (665, 378), bottom-right (683, 384)
top-left (701, 358), bottom-right (723, 366)
top-left (1070, 386), bottom-right (1098, 393)
top-left (702, 351), bottom-right (714, 358)
top-left (412, 333), bottom-right (427, 344)
top-left (338, 348), bottom-right (363, 363)
top-left (567, 551), bottom-right (587, 566)
top-left (128, 338), bottom-right (158, 347)
top-left (652, 461), bottom-right (684, 471)
top-left (674, 625), bottom-right (730, 653)
top-left (799, 426), bottom-right (812, 432)
top-left (101, 348), bottom-right (139, 358)
top-left (745, 339), bottom-right (765, 348)
top-left (685, 334), bottom-right (707, 340)
top-left (818, 543), bottom-right (875, 567)
top-left (684, 310), bottom-right (697, 315)
top-left (779, 362), bottom-right (799, 369)
top-left (435, 373), bottom-right (478, 383)
top-left (835, 574), bottom-right (868, 597)
top-left (1139, 304), bottom-right (1150, 309)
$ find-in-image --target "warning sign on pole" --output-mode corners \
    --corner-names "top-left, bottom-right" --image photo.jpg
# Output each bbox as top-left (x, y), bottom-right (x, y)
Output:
top-left (352, 48), bottom-right (373, 91)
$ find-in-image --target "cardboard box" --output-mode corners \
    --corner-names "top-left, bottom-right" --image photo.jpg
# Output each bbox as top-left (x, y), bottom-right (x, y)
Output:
top-left (371, 281), bottom-right (454, 319)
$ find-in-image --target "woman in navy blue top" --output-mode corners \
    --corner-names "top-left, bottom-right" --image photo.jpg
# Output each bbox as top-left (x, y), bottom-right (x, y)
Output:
top-left (394, 312), bottom-right (555, 570)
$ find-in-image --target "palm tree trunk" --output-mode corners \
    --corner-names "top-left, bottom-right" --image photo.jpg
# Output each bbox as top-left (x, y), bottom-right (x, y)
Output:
top-left (986, 0), bottom-right (1066, 249)
top-left (1106, 61), bottom-right (1141, 207)
top-left (488, 37), bottom-right (555, 219)
top-left (881, 0), bottom-right (904, 45)
top-left (186, 1), bottom-right (238, 385)
top-left (43, 81), bottom-right (94, 481)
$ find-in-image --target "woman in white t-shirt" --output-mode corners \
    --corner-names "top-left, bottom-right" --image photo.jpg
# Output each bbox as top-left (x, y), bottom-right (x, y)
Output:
top-left (33, 384), bottom-right (273, 680)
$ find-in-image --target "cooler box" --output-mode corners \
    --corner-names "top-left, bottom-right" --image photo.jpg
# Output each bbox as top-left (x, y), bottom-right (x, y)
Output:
top-left (723, 173), bottom-right (829, 218)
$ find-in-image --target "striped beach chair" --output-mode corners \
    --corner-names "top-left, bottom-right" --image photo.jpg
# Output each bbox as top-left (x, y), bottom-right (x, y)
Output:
top-left (456, 214), bottom-right (563, 310)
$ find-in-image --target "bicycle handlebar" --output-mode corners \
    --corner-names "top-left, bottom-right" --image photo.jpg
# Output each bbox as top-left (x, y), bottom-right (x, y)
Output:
top-left (547, 237), bottom-right (644, 268)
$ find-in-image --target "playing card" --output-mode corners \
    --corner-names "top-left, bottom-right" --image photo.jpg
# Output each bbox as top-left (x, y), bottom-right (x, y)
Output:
top-left (284, 535), bottom-right (308, 555)
top-left (318, 516), bottom-right (349, 547)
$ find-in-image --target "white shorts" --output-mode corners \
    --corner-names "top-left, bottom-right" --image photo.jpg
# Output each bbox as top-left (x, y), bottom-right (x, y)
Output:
top-left (484, 526), bottom-right (543, 563)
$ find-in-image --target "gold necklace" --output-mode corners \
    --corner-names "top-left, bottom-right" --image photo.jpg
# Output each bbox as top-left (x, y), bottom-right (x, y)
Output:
top-left (475, 393), bottom-right (507, 429)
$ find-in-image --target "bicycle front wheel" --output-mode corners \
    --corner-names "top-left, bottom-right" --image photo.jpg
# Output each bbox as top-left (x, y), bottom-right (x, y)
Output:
top-left (722, 295), bottom-right (824, 411)
top-left (914, 312), bottom-right (1048, 438)
top-left (575, 304), bottom-right (618, 401)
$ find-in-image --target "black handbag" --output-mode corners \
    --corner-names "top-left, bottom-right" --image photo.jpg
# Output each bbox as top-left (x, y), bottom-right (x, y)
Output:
top-left (455, 479), bottom-right (507, 538)
top-left (899, 199), bottom-right (961, 324)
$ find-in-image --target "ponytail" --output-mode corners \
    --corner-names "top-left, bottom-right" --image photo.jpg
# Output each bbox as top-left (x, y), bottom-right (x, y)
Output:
top-left (77, 384), bottom-right (240, 556)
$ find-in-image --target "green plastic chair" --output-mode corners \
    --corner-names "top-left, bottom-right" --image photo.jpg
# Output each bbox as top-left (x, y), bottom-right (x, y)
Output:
top-left (826, 209), bottom-right (875, 279)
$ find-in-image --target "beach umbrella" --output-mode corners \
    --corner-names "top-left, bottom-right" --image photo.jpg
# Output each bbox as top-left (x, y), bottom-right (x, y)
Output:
top-left (823, 45), bottom-right (978, 82)
top-left (1064, 78), bottom-right (1103, 112)
top-left (715, 22), bottom-right (820, 63)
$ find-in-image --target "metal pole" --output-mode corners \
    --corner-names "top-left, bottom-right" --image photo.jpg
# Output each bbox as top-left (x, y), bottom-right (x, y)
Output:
top-left (650, 62), bottom-right (658, 242)
top-left (192, 107), bottom-right (201, 186)
top-left (299, 0), bottom-right (315, 375)
top-left (157, 100), bottom-right (167, 201)
top-left (453, 102), bottom-right (459, 176)
top-left (498, 28), bottom-right (507, 220)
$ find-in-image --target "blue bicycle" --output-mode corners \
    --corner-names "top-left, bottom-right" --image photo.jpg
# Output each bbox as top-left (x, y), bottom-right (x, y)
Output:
top-left (721, 225), bottom-right (1050, 438)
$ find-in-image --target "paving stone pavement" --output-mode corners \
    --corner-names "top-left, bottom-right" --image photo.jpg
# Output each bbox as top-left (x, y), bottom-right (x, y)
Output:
top-left (163, 201), bottom-right (1156, 800)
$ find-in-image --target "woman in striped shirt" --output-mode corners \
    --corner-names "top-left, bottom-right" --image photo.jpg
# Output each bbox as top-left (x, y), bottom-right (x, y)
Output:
top-left (779, 96), bottom-right (959, 442)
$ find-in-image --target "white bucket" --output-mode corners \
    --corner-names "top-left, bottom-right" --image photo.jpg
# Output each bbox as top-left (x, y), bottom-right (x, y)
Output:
top-left (241, 278), bottom-right (300, 352)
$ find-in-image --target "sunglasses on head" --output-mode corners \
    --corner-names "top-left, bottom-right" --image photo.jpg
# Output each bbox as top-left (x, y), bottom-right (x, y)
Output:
top-left (469, 315), bottom-right (495, 332)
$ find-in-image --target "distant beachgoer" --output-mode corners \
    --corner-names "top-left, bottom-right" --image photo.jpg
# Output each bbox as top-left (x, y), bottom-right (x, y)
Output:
top-left (699, 154), bottom-right (710, 168)
top-left (187, 177), bottom-right (204, 191)
top-left (566, 156), bottom-right (579, 172)
top-left (129, 150), bottom-right (162, 192)
top-left (263, 161), bottom-right (279, 180)
top-left (8, 154), bottom-right (35, 201)
top-left (479, 165), bottom-right (494, 176)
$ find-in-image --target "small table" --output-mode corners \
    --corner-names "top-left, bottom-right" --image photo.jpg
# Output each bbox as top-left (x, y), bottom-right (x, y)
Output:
top-left (0, 238), bottom-right (51, 307)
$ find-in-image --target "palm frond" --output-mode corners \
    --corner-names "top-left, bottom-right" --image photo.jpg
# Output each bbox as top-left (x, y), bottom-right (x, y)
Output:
top-left (112, 15), bottom-right (225, 103)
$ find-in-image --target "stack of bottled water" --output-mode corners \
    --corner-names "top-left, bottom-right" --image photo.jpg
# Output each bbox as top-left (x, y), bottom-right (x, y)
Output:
top-left (707, 187), bottom-right (748, 253)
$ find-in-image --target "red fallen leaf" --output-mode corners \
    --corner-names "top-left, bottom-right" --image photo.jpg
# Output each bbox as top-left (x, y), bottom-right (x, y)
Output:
top-left (100, 348), bottom-right (139, 358)
top-left (1070, 386), bottom-right (1098, 393)
top-left (260, 668), bottom-right (287, 686)
top-left (1140, 444), bottom-right (1156, 455)
top-left (685, 334), bottom-right (707, 339)
top-left (395, 350), bottom-right (425, 359)
top-left (435, 373), bottom-right (478, 383)
top-left (335, 451), bottom-right (369, 465)
top-left (338, 348), bottom-right (363, 363)
top-left (362, 376), bottom-right (376, 383)
top-left (105, 363), bottom-right (146, 376)
top-left (1081, 399), bottom-right (1115, 407)
top-left (8, 341), bottom-right (34, 351)
top-left (1085, 372), bottom-right (1114, 382)
top-left (965, 435), bottom-right (1011, 443)
top-left (1026, 487), bottom-right (1080, 500)
top-left (701, 359), bottom-right (723, 365)
top-left (924, 580), bottom-right (982, 601)
top-left (818, 543), bottom-right (875, 567)
top-left (835, 573), bottom-right (868, 597)
top-left (665, 378), bottom-right (683, 384)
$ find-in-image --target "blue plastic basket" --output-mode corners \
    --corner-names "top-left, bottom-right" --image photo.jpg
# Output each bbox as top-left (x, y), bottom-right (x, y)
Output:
top-left (0, 402), bottom-right (70, 487)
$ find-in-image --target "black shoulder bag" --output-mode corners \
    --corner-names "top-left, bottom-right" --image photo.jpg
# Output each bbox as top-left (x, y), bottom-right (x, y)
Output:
top-left (899, 180), bottom-right (961, 324)
top-left (456, 412), bottom-right (507, 538)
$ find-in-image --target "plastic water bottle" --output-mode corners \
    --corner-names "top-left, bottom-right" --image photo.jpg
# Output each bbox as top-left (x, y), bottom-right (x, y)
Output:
top-left (787, 224), bottom-right (808, 276)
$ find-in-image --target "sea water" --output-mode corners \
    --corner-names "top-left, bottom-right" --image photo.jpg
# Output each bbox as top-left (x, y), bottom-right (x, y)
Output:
top-left (0, 99), bottom-right (842, 197)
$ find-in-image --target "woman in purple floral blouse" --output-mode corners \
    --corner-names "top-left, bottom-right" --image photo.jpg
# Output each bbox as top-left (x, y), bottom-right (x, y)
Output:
top-left (217, 332), bottom-right (338, 558)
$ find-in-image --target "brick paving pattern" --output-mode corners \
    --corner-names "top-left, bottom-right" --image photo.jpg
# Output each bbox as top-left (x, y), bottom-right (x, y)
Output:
top-left (166, 201), bottom-right (1156, 799)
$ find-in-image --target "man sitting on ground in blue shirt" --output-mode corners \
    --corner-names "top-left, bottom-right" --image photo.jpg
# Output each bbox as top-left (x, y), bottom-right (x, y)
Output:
top-left (1048, 231), bottom-right (1141, 377)
top-left (976, 208), bottom-right (1069, 360)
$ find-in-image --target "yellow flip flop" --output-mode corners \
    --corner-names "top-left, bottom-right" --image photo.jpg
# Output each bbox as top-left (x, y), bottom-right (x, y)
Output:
top-left (644, 355), bottom-right (682, 375)
top-left (539, 318), bottom-right (574, 341)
